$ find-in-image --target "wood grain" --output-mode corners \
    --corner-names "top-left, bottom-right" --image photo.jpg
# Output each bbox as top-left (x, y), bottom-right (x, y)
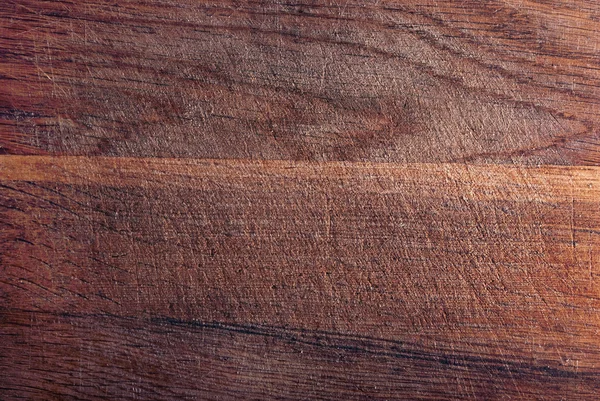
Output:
top-left (2, 156), bottom-right (600, 399)
top-left (3, 0), bottom-right (600, 399)
top-left (1, 0), bottom-right (600, 163)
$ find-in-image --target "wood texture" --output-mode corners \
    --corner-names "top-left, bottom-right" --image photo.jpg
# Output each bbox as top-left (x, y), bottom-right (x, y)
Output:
top-left (1, 0), bottom-right (600, 163)
top-left (2, 156), bottom-right (600, 399)
top-left (3, 0), bottom-right (600, 399)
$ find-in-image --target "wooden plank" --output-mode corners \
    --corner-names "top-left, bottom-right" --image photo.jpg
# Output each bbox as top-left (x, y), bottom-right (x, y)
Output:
top-left (1, 0), bottom-right (600, 163)
top-left (2, 156), bottom-right (600, 399)
top-left (2, 311), bottom-right (599, 400)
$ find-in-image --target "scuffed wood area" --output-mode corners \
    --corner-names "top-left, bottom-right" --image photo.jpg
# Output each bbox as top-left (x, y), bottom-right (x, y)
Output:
top-left (3, 0), bottom-right (600, 399)
top-left (1, 0), bottom-right (600, 163)
top-left (2, 156), bottom-right (600, 399)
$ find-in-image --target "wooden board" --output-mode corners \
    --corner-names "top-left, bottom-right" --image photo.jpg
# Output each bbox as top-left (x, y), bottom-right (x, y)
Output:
top-left (2, 156), bottom-right (600, 399)
top-left (2, 1), bottom-right (600, 400)
top-left (2, 0), bottom-right (600, 163)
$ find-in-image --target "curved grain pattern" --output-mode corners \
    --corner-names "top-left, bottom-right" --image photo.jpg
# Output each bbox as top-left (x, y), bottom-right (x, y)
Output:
top-left (2, 156), bottom-right (600, 399)
top-left (1, 0), bottom-right (600, 163)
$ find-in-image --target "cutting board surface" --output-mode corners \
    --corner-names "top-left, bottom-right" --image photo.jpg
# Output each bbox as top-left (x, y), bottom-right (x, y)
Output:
top-left (2, 1), bottom-right (600, 399)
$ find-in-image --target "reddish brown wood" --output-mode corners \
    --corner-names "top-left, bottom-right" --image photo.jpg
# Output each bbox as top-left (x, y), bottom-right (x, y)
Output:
top-left (3, 0), bottom-right (600, 399)
top-left (2, 156), bottom-right (600, 399)
top-left (1, 0), bottom-right (600, 163)
top-left (2, 310), bottom-right (599, 400)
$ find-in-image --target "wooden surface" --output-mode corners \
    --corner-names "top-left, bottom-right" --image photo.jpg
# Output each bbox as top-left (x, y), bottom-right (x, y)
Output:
top-left (2, 1), bottom-right (600, 400)
top-left (3, 0), bottom-right (600, 163)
